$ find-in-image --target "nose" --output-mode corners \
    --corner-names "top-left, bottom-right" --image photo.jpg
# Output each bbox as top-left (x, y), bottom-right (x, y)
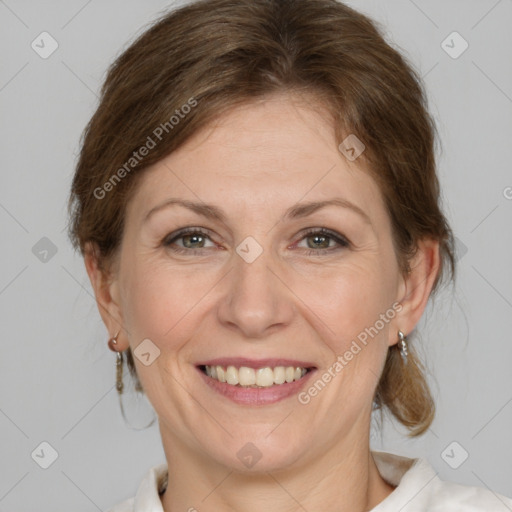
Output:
top-left (217, 242), bottom-right (295, 339)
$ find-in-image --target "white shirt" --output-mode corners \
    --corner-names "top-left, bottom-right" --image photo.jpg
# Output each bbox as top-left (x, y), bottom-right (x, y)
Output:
top-left (106, 450), bottom-right (512, 511)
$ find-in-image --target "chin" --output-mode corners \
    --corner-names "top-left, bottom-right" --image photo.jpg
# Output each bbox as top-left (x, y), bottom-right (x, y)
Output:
top-left (207, 432), bottom-right (308, 474)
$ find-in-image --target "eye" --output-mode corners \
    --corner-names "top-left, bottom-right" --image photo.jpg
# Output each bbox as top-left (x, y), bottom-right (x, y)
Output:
top-left (162, 226), bottom-right (350, 256)
top-left (162, 227), bottom-right (216, 254)
top-left (294, 228), bottom-right (350, 255)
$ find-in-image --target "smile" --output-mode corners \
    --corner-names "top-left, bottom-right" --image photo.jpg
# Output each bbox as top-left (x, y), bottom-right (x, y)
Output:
top-left (196, 358), bottom-right (317, 405)
top-left (201, 364), bottom-right (310, 387)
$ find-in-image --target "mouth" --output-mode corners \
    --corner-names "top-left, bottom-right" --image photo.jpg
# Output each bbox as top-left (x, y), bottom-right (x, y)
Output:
top-left (195, 358), bottom-right (317, 405)
top-left (198, 364), bottom-right (312, 387)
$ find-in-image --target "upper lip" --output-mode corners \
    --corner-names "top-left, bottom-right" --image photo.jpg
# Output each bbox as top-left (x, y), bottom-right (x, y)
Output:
top-left (196, 358), bottom-right (317, 369)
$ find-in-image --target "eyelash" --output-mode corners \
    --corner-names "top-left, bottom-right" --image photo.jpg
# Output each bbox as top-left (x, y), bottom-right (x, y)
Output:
top-left (161, 227), bottom-right (350, 256)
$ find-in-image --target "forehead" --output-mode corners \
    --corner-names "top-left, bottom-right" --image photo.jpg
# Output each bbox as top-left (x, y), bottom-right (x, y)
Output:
top-left (126, 94), bottom-right (386, 225)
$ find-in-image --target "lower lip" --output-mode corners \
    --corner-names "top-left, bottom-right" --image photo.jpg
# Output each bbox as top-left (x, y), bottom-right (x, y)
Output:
top-left (196, 367), bottom-right (317, 405)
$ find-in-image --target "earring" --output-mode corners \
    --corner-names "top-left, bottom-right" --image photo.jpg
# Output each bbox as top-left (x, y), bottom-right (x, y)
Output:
top-left (108, 331), bottom-right (124, 394)
top-left (106, 331), bottom-right (157, 430)
top-left (397, 330), bottom-right (408, 365)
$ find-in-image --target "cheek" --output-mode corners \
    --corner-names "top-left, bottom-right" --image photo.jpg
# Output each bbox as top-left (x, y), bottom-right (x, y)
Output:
top-left (120, 255), bottom-right (225, 355)
top-left (119, 261), bottom-right (211, 396)
top-left (330, 259), bottom-right (399, 385)
top-left (300, 258), bottom-right (396, 344)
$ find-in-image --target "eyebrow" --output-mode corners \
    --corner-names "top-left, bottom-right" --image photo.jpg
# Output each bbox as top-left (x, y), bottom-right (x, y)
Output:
top-left (143, 197), bottom-right (372, 225)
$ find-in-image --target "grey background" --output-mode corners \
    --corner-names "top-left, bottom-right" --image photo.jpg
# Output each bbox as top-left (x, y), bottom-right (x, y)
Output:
top-left (1, 0), bottom-right (511, 510)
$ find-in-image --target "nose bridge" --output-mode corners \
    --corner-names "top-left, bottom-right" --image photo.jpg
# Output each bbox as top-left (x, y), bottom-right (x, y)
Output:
top-left (218, 235), bottom-right (293, 337)
top-left (235, 237), bottom-right (275, 292)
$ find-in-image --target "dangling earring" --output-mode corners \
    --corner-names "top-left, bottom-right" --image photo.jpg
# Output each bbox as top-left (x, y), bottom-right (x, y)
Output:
top-left (108, 331), bottom-right (124, 394)
top-left (397, 330), bottom-right (408, 365)
top-left (107, 331), bottom-right (157, 430)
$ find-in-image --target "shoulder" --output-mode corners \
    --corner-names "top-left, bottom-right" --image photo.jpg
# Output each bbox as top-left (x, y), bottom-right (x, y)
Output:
top-left (424, 476), bottom-right (512, 511)
top-left (104, 462), bottom-right (168, 512)
top-left (105, 497), bottom-right (134, 512)
top-left (371, 450), bottom-right (512, 511)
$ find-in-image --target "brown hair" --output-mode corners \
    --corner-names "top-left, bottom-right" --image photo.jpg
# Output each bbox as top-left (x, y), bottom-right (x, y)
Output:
top-left (68, 0), bottom-right (455, 437)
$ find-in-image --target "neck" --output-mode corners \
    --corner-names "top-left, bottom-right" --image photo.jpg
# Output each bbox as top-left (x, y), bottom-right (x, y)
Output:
top-left (159, 422), bottom-right (395, 512)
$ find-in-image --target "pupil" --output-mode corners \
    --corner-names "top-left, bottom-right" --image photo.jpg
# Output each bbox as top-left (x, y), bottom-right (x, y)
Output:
top-left (185, 234), bottom-right (203, 248)
top-left (310, 235), bottom-right (328, 249)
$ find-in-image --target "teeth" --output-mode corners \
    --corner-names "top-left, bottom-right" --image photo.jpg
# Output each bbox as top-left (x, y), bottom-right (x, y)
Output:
top-left (274, 366), bottom-right (286, 384)
top-left (226, 366), bottom-right (239, 385)
top-left (204, 365), bottom-right (308, 387)
top-left (217, 366), bottom-right (226, 383)
top-left (256, 367), bottom-right (274, 387)
top-left (239, 366), bottom-right (256, 386)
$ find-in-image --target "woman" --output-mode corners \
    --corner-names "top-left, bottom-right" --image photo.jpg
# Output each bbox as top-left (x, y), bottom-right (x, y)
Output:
top-left (67, 0), bottom-right (512, 510)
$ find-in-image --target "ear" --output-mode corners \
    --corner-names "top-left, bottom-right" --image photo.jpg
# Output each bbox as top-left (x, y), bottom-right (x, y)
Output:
top-left (84, 242), bottom-right (129, 351)
top-left (391, 238), bottom-right (440, 345)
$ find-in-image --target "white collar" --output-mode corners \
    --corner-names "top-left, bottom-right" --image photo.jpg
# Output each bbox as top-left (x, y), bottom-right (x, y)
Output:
top-left (110, 450), bottom-right (512, 512)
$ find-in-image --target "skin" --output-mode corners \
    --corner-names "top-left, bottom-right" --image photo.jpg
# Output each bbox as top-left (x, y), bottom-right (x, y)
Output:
top-left (85, 92), bottom-right (440, 512)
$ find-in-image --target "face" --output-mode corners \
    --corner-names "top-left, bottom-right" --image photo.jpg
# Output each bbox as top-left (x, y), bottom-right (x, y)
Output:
top-left (95, 93), bottom-right (425, 473)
